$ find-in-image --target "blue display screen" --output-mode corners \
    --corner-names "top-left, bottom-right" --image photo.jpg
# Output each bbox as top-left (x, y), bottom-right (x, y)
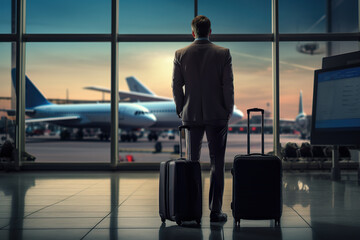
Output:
top-left (315, 66), bottom-right (360, 129)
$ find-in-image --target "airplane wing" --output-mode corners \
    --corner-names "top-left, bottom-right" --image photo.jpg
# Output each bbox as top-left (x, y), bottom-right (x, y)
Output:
top-left (83, 86), bottom-right (110, 93)
top-left (84, 86), bottom-right (172, 102)
top-left (25, 116), bottom-right (80, 123)
top-left (0, 109), bottom-right (35, 116)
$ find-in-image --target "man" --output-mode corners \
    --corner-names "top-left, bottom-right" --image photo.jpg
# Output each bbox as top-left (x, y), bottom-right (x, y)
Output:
top-left (172, 15), bottom-right (234, 222)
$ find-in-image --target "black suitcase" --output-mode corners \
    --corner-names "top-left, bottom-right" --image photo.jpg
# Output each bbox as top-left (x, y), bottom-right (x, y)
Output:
top-left (231, 108), bottom-right (282, 226)
top-left (159, 125), bottom-right (202, 225)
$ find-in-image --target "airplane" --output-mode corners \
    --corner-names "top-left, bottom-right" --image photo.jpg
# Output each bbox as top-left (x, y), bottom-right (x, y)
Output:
top-left (0, 70), bottom-right (157, 141)
top-left (226, 91), bottom-right (309, 138)
top-left (276, 90), bottom-right (309, 139)
top-left (85, 76), bottom-right (244, 141)
top-left (294, 90), bottom-right (309, 139)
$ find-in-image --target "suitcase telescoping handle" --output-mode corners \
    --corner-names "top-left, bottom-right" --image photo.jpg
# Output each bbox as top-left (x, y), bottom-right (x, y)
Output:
top-left (247, 108), bottom-right (264, 155)
top-left (178, 125), bottom-right (191, 160)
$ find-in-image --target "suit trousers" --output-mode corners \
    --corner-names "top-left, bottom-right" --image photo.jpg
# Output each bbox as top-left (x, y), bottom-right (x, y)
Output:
top-left (185, 123), bottom-right (228, 213)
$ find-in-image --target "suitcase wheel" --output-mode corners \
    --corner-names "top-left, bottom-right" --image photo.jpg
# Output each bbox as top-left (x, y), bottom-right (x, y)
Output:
top-left (161, 217), bottom-right (166, 223)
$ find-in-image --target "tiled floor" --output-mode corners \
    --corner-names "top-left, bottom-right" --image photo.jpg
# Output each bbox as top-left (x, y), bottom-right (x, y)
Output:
top-left (0, 171), bottom-right (359, 240)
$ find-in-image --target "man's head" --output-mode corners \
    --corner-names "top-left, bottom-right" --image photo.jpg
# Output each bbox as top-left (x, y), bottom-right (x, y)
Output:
top-left (191, 15), bottom-right (211, 38)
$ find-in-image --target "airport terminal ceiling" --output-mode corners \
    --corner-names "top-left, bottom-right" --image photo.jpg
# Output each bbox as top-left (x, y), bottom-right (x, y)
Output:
top-left (0, 0), bottom-right (359, 166)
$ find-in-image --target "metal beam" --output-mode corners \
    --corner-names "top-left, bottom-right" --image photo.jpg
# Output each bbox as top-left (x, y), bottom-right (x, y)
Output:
top-left (194, 0), bottom-right (198, 17)
top-left (0, 34), bottom-right (16, 42)
top-left (15, 0), bottom-right (26, 169)
top-left (118, 34), bottom-right (273, 42)
top-left (111, 0), bottom-right (119, 167)
top-left (326, 0), bottom-right (333, 56)
top-left (279, 33), bottom-right (360, 41)
top-left (272, 0), bottom-right (280, 157)
top-left (2, 33), bottom-right (359, 43)
top-left (23, 34), bottom-right (111, 42)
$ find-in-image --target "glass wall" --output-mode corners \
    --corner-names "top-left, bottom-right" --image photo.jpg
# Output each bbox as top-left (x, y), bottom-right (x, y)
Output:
top-left (0, 43), bottom-right (16, 155)
top-left (279, 0), bottom-right (327, 33)
top-left (119, 0), bottom-right (193, 34)
top-left (279, 0), bottom-right (359, 33)
top-left (199, 0), bottom-right (271, 33)
top-left (279, 41), bottom-right (360, 145)
top-left (117, 42), bottom-right (272, 162)
top-left (0, 0), bottom-right (359, 165)
top-left (330, 0), bottom-right (359, 33)
top-left (26, 0), bottom-right (111, 33)
top-left (0, 0), bottom-right (11, 33)
top-left (25, 43), bottom-right (111, 163)
top-left (223, 42), bottom-right (273, 156)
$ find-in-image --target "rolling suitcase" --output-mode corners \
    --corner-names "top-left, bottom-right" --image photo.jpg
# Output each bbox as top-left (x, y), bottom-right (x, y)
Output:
top-left (231, 108), bottom-right (282, 226)
top-left (159, 125), bottom-right (202, 225)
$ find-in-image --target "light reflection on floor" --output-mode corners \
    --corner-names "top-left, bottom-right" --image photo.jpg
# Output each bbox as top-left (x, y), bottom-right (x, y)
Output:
top-left (0, 171), bottom-right (359, 240)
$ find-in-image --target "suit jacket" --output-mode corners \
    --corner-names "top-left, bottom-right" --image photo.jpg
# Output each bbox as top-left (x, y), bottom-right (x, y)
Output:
top-left (172, 40), bottom-right (234, 125)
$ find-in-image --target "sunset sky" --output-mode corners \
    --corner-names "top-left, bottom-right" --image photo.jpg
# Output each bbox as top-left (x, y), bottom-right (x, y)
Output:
top-left (0, 0), bottom-right (358, 119)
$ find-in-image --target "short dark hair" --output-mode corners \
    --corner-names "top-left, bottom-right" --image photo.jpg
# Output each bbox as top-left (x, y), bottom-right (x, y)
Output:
top-left (191, 15), bottom-right (211, 37)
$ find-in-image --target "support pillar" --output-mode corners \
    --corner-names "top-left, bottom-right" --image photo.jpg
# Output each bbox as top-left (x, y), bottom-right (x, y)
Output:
top-left (110, 0), bottom-right (119, 167)
top-left (272, 0), bottom-right (280, 157)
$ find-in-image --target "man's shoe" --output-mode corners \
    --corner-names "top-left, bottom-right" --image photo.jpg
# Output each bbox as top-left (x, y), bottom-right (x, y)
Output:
top-left (210, 211), bottom-right (228, 222)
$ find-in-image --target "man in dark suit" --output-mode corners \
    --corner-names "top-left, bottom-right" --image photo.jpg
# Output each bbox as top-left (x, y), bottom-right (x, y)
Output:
top-left (172, 15), bottom-right (234, 222)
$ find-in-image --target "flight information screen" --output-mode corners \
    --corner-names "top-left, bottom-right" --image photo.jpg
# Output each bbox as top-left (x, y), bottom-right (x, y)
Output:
top-left (315, 66), bottom-right (360, 129)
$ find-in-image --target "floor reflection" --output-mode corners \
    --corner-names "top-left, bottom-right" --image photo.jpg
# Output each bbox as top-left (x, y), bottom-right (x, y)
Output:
top-left (233, 226), bottom-right (282, 240)
top-left (0, 174), bottom-right (35, 240)
top-left (158, 223), bottom-right (203, 240)
top-left (0, 171), bottom-right (359, 240)
top-left (283, 172), bottom-right (360, 240)
top-left (210, 222), bottom-right (225, 240)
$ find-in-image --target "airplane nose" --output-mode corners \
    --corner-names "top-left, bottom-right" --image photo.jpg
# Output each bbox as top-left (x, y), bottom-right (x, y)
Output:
top-left (143, 113), bottom-right (157, 127)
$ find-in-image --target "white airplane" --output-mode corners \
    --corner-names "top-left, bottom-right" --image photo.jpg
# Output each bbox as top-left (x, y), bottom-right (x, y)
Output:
top-left (294, 90), bottom-right (309, 139)
top-left (85, 76), bottom-right (244, 141)
top-left (279, 90), bottom-right (309, 138)
top-left (1, 70), bottom-right (157, 140)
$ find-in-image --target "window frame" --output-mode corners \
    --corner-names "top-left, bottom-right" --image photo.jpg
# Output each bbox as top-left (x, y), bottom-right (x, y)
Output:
top-left (0, 0), bottom-right (358, 169)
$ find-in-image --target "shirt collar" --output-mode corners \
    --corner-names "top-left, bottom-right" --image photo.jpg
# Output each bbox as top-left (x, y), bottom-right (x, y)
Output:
top-left (194, 37), bottom-right (210, 41)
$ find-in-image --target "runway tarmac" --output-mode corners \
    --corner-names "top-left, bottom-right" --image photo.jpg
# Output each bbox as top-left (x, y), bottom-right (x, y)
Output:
top-left (24, 133), bottom-right (307, 163)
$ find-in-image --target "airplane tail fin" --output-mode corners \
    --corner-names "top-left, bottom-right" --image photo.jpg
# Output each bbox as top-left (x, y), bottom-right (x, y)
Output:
top-left (126, 76), bottom-right (155, 95)
top-left (298, 90), bottom-right (304, 114)
top-left (11, 68), bottom-right (52, 109)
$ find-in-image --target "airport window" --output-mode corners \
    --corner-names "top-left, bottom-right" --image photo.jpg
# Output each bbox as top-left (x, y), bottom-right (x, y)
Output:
top-left (279, 0), bottom-right (327, 33)
top-left (0, 0), bottom-right (359, 167)
top-left (118, 0), bottom-right (193, 34)
top-left (25, 43), bottom-right (111, 163)
top-left (198, 0), bottom-right (271, 33)
top-left (119, 42), bottom-right (273, 162)
top-left (0, 0), bottom-right (11, 33)
top-left (279, 41), bottom-right (360, 143)
top-left (118, 42), bottom-right (189, 96)
top-left (279, 0), bottom-right (359, 33)
top-left (26, 0), bottom-right (111, 33)
top-left (0, 43), bottom-right (16, 154)
top-left (222, 42), bottom-right (274, 156)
